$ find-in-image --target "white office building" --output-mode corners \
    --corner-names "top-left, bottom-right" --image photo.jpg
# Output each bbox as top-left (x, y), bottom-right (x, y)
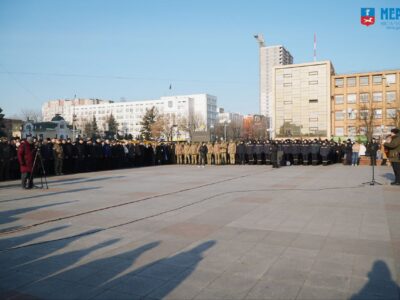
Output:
top-left (272, 61), bottom-right (335, 139)
top-left (259, 45), bottom-right (293, 120)
top-left (42, 94), bottom-right (217, 139)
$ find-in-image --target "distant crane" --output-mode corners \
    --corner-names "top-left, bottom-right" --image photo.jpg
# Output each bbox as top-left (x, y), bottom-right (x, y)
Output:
top-left (254, 34), bottom-right (265, 47)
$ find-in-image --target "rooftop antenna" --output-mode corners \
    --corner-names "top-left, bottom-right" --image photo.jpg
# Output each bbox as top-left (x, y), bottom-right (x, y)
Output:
top-left (254, 34), bottom-right (265, 47)
top-left (313, 33), bottom-right (317, 62)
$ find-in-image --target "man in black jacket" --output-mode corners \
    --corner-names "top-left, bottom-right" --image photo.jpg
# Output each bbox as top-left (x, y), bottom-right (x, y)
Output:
top-left (198, 142), bottom-right (208, 167)
top-left (237, 141), bottom-right (246, 165)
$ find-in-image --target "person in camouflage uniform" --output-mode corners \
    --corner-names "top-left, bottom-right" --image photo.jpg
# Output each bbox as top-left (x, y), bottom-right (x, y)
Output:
top-left (52, 138), bottom-right (64, 175)
top-left (175, 142), bottom-right (183, 164)
top-left (213, 142), bottom-right (221, 165)
top-left (228, 141), bottom-right (236, 165)
top-left (206, 142), bottom-right (214, 165)
top-left (190, 142), bottom-right (198, 165)
top-left (220, 141), bottom-right (228, 165)
top-left (183, 143), bottom-right (191, 164)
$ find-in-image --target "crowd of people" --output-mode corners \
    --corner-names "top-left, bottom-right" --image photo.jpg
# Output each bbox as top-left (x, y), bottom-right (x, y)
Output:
top-left (0, 127), bottom-right (399, 188)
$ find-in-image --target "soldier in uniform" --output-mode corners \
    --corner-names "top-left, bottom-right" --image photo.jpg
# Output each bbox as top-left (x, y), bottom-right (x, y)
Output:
top-left (264, 140), bottom-right (272, 165)
top-left (301, 140), bottom-right (310, 165)
top-left (53, 139), bottom-right (64, 175)
top-left (0, 138), bottom-right (12, 181)
top-left (206, 142), bottom-right (214, 165)
top-left (310, 139), bottom-right (320, 166)
top-left (237, 141), bottom-right (246, 165)
top-left (228, 140), bottom-right (236, 165)
top-left (213, 142), bottom-right (221, 165)
top-left (255, 141), bottom-right (264, 165)
top-left (220, 141), bottom-right (227, 165)
top-left (320, 141), bottom-right (330, 166)
top-left (246, 141), bottom-right (255, 164)
top-left (292, 140), bottom-right (301, 165)
top-left (184, 142), bottom-right (191, 164)
top-left (190, 142), bottom-right (198, 165)
top-left (175, 142), bottom-right (183, 164)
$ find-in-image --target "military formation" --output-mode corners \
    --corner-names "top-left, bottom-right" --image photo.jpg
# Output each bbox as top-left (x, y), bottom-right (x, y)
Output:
top-left (1, 135), bottom-right (398, 186)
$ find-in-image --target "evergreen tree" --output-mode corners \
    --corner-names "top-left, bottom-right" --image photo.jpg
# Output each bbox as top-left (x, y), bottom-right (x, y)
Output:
top-left (0, 108), bottom-right (6, 137)
top-left (91, 115), bottom-right (99, 138)
top-left (140, 106), bottom-right (157, 140)
top-left (106, 114), bottom-right (119, 138)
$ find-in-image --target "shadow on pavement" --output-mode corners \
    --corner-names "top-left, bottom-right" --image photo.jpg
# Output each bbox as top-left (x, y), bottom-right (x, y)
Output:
top-left (0, 187), bottom-right (101, 203)
top-left (0, 201), bottom-right (75, 230)
top-left (381, 172), bottom-right (395, 182)
top-left (350, 260), bottom-right (400, 300)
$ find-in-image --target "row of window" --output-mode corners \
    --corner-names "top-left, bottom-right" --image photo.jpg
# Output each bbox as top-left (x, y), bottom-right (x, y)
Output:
top-left (335, 126), bottom-right (396, 137)
top-left (283, 80), bottom-right (319, 87)
top-left (335, 108), bottom-right (398, 120)
top-left (334, 74), bottom-right (397, 88)
top-left (334, 91), bottom-right (396, 104)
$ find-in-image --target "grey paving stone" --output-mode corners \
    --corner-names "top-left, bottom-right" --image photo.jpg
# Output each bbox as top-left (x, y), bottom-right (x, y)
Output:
top-left (297, 285), bottom-right (347, 300)
top-left (245, 279), bottom-right (302, 300)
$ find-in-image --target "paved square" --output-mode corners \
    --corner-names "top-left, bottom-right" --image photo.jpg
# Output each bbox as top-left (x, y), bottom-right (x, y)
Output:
top-left (0, 164), bottom-right (399, 299)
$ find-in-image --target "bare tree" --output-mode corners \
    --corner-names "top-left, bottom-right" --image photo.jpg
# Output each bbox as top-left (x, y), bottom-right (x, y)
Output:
top-left (177, 113), bottom-right (205, 141)
top-left (20, 109), bottom-right (43, 122)
top-left (359, 103), bottom-right (377, 142)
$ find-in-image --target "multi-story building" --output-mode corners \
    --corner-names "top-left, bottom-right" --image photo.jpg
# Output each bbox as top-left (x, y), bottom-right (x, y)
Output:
top-left (331, 70), bottom-right (400, 140)
top-left (259, 45), bottom-right (293, 120)
top-left (42, 94), bottom-right (217, 139)
top-left (42, 98), bottom-right (113, 123)
top-left (272, 61), bottom-right (335, 139)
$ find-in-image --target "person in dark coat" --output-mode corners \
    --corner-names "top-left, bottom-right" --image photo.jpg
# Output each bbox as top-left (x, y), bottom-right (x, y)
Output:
top-left (0, 138), bottom-right (12, 181)
top-left (103, 140), bottom-right (112, 170)
top-left (264, 140), bottom-right (272, 165)
top-left (75, 139), bottom-right (87, 172)
top-left (237, 141), bottom-right (246, 165)
top-left (292, 140), bottom-right (300, 165)
top-left (198, 142), bottom-right (208, 167)
top-left (310, 140), bottom-right (320, 166)
top-left (271, 141), bottom-right (279, 168)
top-left (17, 137), bottom-right (34, 189)
top-left (345, 140), bottom-right (353, 165)
top-left (367, 138), bottom-right (379, 166)
top-left (246, 142), bottom-right (255, 164)
top-left (255, 141), bottom-right (264, 165)
top-left (320, 142), bottom-right (330, 166)
top-left (62, 139), bottom-right (74, 174)
top-left (301, 140), bottom-right (310, 165)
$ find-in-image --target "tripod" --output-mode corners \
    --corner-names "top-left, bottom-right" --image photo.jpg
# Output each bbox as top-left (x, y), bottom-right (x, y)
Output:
top-left (362, 153), bottom-right (382, 186)
top-left (30, 147), bottom-right (49, 189)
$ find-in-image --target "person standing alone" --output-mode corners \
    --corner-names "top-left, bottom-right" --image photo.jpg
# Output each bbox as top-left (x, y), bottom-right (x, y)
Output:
top-left (18, 137), bottom-right (34, 189)
top-left (384, 128), bottom-right (400, 185)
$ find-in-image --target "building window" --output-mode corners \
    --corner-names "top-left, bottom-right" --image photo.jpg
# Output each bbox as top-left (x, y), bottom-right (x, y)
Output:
top-left (360, 93), bottom-right (369, 103)
top-left (335, 127), bottom-right (344, 136)
top-left (335, 111), bottom-right (345, 121)
top-left (386, 91), bottom-right (396, 103)
top-left (309, 127), bottom-right (318, 132)
top-left (309, 80), bottom-right (318, 85)
top-left (347, 109), bottom-right (357, 120)
top-left (309, 71), bottom-right (318, 76)
top-left (387, 108), bottom-right (397, 118)
top-left (373, 109), bottom-right (382, 119)
top-left (385, 74), bottom-right (396, 85)
top-left (335, 78), bottom-right (344, 87)
top-left (360, 76), bottom-right (369, 86)
top-left (347, 126), bottom-right (357, 136)
top-left (283, 100), bottom-right (293, 105)
top-left (335, 95), bottom-right (344, 104)
top-left (283, 82), bottom-right (292, 87)
top-left (347, 77), bottom-right (356, 87)
top-left (373, 92), bottom-right (382, 102)
top-left (309, 99), bottom-right (318, 103)
top-left (372, 75), bottom-right (382, 85)
top-left (360, 127), bottom-right (367, 135)
top-left (360, 110), bottom-right (369, 119)
top-left (309, 117), bottom-right (318, 122)
top-left (347, 94), bottom-right (356, 104)
top-left (283, 73), bottom-right (292, 78)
